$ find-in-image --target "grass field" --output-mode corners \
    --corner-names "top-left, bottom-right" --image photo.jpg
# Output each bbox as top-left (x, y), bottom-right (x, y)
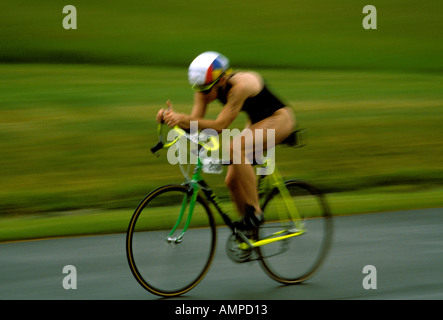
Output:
top-left (2, 1), bottom-right (443, 72)
top-left (1, 64), bottom-right (442, 241)
top-left (1, 1), bottom-right (442, 241)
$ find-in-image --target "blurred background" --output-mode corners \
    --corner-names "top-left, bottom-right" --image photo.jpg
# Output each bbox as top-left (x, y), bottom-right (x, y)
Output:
top-left (1, 0), bottom-right (442, 240)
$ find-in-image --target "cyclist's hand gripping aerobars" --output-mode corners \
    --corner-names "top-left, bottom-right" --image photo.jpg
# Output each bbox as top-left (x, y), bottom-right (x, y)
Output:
top-left (151, 103), bottom-right (170, 155)
top-left (151, 101), bottom-right (186, 155)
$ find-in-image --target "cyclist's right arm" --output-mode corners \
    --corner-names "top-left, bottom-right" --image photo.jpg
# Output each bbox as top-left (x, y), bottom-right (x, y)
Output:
top-left (156, 96), bottom-right (207, 124)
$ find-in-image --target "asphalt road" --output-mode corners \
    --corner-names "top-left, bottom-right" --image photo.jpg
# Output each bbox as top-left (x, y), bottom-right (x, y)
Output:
top-left (1, 208), bottom-right (442, 301)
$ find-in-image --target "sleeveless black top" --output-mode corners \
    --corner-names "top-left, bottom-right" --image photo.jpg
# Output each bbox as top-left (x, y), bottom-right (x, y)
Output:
top-left (216, 75), bottom-right (287, 124)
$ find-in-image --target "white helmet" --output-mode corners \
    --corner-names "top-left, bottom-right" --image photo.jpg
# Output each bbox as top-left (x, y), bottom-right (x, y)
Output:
top-left (188, 51), bottom-right (230, 91)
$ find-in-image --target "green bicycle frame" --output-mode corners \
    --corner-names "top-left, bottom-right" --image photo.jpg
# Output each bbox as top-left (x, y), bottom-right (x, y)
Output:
top-left (162, 125), bottom-right (305, 248)
top-left (237, 162), bottom-right (306, 250)
top-left (166, 157), bottom-right (204, 242)
top-left (269, 163), bottom-right (306, 231)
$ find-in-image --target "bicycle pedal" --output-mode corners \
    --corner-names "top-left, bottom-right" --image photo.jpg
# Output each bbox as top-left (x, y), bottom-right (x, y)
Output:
top-left (225, 234), bottom-right (255, 263)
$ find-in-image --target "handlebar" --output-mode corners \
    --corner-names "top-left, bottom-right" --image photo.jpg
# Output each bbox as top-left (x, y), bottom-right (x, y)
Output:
top-left (150, 141), bottom-right (164, 154)
top-left (150, 124), bottom-right (219, 155)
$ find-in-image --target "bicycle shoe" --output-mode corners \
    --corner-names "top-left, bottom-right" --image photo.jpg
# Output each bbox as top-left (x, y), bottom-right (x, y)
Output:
top-left (233, 205), bottom-right (265, 239)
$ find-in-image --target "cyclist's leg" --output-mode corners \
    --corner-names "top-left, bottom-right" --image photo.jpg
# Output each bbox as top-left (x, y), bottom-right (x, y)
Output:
top-left (226, 163), bottom-right (260, 216)
top-left (252, 107), bottom-right (295, 146)
top-left (225, 107), bottom-right (295, 218)
top-left (246, 107), bottom-right (295, 156)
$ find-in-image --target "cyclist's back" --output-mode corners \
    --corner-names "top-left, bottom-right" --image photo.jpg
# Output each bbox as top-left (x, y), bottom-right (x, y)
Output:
top-left (216, 72), bottom-right (287, 124)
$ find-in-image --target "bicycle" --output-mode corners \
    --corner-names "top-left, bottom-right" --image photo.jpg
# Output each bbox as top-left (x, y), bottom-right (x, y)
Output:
top-left (126, 124), bottom-right (333, 297)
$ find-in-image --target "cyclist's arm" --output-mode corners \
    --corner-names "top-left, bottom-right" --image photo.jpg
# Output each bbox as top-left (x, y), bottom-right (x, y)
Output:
top-left (187, 83), bottom-right (249, 133)
top-left (164, 78), bottom-right (253, 132)
top-left (161, 98), bottom-right (206, 128)
top-left (190, 93), bottom-right (207, 119)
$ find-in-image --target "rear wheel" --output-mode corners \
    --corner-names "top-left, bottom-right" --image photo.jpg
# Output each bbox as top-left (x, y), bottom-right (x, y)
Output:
top-left (126, 184), bottom-right (216, 297)
top-left (258, 180), bottom-right (332, 284)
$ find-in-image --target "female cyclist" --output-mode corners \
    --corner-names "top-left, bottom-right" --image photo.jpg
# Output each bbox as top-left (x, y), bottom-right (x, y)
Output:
top-left (156, 51), bottom-right (295, 232)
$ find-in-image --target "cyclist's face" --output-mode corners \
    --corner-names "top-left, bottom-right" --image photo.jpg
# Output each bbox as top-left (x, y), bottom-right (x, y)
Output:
top-left (201, 83), bottom-right (219, 103)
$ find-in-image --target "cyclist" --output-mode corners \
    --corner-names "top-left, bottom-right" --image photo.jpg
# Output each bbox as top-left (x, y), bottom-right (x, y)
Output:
top-left (157, 51), bottom-right (295, 234)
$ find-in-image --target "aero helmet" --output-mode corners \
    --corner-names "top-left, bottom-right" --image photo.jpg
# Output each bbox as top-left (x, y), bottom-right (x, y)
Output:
top-left (188, 51), bottom-right (231, 91)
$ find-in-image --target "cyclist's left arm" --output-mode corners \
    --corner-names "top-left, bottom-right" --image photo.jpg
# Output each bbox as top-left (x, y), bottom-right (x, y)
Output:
top-left (168, 83), bottom-right (249, 133)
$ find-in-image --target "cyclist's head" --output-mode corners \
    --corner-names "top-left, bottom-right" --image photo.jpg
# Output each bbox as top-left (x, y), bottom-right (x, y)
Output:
top-left (188, 51), bottom-right (232, 92)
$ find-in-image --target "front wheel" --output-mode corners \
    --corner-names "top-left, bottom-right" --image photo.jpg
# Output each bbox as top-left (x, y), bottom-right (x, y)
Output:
top-left (258, 180), bottom-right (333, 284)
top-left (126, 184), bottom-right (217, 297)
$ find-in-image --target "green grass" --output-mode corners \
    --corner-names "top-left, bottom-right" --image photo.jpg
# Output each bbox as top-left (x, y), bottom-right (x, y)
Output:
top-left (0, 64), bottom-right (442, 241)
top-left (1, 64), bottom-right (442, 217)
top-left (1, 0), bottom-right (443, 72)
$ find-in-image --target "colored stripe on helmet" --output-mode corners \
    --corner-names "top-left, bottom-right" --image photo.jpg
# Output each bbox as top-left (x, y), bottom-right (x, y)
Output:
top-left (205, 64), bottom-right (214, 85)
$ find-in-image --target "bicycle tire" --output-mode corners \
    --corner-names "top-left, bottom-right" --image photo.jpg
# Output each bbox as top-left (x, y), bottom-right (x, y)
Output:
top-left (257, 180), bottom-right (332, 284)
top-left (126, 184), bottom-right (217, 297)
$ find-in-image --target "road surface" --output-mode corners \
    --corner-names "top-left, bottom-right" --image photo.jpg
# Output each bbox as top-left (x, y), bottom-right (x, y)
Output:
top-left (1, 208), bottom-right (442, 301)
